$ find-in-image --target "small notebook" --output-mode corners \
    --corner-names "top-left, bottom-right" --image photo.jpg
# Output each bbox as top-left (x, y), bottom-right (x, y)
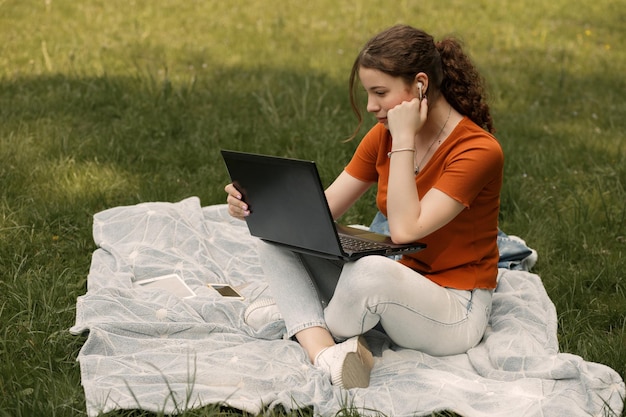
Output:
top-left (134, 274), bottom-right (196, 299)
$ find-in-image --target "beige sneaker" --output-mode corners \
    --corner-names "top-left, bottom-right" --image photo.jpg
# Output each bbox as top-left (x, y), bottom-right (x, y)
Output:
top-left (314, 336), bottom-right (374, 389)
top-left (244, 298), bottom-right (282, 331)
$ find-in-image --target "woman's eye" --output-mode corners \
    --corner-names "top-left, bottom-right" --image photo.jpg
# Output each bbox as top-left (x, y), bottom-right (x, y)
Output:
top-left (375, 91), bottom-right (386, 96)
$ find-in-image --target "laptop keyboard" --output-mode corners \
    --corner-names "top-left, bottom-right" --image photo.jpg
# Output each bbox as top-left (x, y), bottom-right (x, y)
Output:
top-left (339, 235), bottom-right (389, 252)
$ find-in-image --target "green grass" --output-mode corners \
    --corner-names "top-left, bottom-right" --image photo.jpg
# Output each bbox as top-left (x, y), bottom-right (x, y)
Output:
top-left (1, 0), bottom-right (624, 416)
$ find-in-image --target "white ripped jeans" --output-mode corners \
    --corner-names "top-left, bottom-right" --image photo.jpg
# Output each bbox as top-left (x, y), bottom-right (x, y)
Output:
top-left (256, 240), bottom-right (493, 356)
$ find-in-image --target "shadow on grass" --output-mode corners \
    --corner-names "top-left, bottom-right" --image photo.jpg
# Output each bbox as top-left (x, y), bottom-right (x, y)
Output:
top-left (0, 68), bottom-right (363, 210)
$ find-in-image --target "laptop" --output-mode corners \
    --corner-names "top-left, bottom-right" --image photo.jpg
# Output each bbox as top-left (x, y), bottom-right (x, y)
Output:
top-left (221, 150), bottom-right (426, 261)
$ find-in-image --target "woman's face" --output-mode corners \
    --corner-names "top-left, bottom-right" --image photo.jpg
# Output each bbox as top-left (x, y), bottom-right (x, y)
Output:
top-left (359, 67), bottom-right (416, 127)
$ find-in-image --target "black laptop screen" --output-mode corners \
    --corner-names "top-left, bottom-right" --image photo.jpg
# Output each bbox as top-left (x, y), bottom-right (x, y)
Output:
top-left (221, 150), bottom-right (343, 257)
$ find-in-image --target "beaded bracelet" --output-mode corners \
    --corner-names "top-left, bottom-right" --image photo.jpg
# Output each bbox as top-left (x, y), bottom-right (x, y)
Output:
top-left (387, 148), bottom-right (416, 158)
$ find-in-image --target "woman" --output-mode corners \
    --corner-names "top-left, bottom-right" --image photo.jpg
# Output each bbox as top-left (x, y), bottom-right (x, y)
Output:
top-left (225, 24), bottom-right (503, 389)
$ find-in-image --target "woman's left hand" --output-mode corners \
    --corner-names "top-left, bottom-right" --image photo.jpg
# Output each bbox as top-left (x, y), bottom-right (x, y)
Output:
top-left (387, 97), bottom-right (428, 146)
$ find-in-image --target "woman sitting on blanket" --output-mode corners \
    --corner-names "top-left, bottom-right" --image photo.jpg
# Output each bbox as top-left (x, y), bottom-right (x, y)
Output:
top-left (225, 24), bottom-right (503, 389)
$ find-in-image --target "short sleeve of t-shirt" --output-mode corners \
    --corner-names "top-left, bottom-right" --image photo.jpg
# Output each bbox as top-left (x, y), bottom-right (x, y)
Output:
top-left (345, 123), bottom-right (389, 183)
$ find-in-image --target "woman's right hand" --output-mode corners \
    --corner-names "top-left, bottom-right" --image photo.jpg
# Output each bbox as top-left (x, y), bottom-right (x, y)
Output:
top-left (224, 183), bottom-right (250, 220)
top-left (387, 97), bottom-right (428, 148)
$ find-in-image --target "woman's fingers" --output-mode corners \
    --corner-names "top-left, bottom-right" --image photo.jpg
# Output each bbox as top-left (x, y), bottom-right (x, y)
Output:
top-left (224, 183), bottom-right (250, 219)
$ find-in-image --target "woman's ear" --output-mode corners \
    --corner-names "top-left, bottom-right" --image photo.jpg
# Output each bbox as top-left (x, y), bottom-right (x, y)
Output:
top-left (414, 73), bottom-right (429, 98)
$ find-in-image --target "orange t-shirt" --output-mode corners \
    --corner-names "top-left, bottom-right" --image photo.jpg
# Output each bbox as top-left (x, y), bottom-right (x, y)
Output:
top-left (345, 117), bottom-right (503, 290)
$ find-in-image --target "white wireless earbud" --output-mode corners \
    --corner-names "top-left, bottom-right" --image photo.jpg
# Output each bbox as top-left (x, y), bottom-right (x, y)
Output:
top-left (417, 82), bottom-right (424, 101)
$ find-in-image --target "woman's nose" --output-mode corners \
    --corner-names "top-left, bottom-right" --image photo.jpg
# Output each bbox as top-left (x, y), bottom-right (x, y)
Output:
top-left (366, 97), bottom-right (379, 113)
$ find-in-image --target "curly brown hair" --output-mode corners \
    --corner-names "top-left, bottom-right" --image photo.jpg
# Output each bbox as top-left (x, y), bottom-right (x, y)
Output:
top-left (348, 25), bottom-right (494, 138)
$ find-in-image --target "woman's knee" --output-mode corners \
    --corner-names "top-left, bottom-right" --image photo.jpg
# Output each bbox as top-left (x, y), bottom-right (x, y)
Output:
top-left (337, 256), bottom-right (395, 294)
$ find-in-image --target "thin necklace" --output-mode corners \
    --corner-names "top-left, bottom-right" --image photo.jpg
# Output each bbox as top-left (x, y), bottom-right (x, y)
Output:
top-left (414, 105), bottom-right (452, 174)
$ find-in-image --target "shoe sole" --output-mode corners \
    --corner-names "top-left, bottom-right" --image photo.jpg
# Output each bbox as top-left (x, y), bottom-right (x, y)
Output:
top-left (243, 298), bottom-right (281, 330)
top-left (341, 336), bottom-right (374, 389)
top-left (244, 298), bottom-right (277, 321)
